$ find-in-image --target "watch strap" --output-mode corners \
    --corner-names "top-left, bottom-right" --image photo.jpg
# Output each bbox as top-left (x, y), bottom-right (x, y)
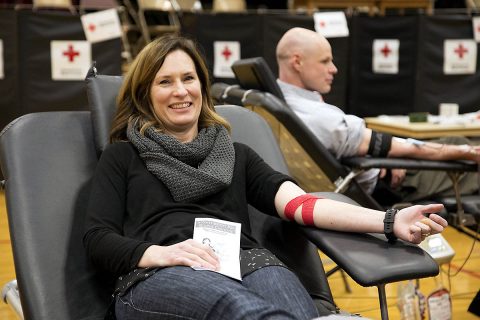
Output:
top-left (384, 208), bottom-right (398, 243)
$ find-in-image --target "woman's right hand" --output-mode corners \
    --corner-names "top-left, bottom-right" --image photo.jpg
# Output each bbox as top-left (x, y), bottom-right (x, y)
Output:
top-left (394, 204), bottom-right (447, 244)
top-left (137, 239), bottom-right (220, 271)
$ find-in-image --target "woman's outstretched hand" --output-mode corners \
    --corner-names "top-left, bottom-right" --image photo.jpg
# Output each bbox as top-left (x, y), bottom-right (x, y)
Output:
top-left (137, 239), bottom-right (220, 270)
top-left (394, 204), bottom-right (448, 244)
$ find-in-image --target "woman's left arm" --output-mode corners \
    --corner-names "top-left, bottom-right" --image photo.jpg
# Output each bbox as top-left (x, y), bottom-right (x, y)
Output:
top-left (273, 181), bottom-right (447, 244)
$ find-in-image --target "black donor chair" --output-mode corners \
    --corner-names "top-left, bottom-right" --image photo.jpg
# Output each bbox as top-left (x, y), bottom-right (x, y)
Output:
top-left (0, 70), bottom-right (439, 320)
top-left (212, 57), bottom-right (479, 230)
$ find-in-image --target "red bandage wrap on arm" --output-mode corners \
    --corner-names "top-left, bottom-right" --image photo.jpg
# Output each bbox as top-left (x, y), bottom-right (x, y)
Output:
top-left (284, 194), bottom-right (322, 226)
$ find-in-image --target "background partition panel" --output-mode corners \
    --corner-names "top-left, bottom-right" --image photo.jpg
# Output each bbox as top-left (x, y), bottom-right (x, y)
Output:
top-left (181, 12), bottom-right (262, 84)
top-left (415, 15), bottom-right (480, 115)
top-left (348, 15), bottom-right (419, 117)
top-left (0, 10), bottom-right (19, 132)
top-left (17, 10), bottom-right (122, 114)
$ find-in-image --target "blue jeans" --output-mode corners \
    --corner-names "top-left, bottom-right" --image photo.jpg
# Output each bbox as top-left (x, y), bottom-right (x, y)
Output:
top-left (115, 266), bottom-right (319, 320)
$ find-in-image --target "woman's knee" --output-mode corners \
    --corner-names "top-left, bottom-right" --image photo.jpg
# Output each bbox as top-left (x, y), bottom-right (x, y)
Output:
top-left (205, 286), bottom-right (297, 320)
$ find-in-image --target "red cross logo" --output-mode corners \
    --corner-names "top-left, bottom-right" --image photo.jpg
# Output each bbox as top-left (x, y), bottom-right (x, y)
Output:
top-left (88, 23), bottom-right (96, 32)
top-left (477, 25), bottom-right (480, 33)
top-left (63, 45), bottom-right (80, 62)
top-left (380, 44), bottom-right (391, 57)
top-left (318, 20), bottom-right (326, 28)
top-left (221, 46), bottom-right (232, 61)
top-left (454, 44), bottom-right (468, 59)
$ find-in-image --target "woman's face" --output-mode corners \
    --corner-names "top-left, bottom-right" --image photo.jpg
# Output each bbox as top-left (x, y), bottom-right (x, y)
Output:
top-left (150, 49), bottom-right (203, 142)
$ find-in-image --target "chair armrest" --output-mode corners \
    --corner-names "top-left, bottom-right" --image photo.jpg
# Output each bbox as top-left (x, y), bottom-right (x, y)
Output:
top-left (300, 227), bottom-right (439, 287)
top-left (342, 156), bottom-right (477, 172)
top-left (304, 192), bottom-right (439, 287)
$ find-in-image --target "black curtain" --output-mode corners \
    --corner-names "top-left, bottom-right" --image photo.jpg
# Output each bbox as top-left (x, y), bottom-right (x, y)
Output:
top-left (17, 10), bottom-right (121, 114)
top-left (0, 9), bottom-right (19, 132)
top-left (181, 12), bottom-right (262, 84)
top-left (415, 15), bottom-right (480, 114)
top-left (348, 15), bottom-right (419, 117)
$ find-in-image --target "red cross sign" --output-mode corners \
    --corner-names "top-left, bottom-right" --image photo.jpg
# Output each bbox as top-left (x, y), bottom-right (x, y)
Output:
top-left (221, 46), bottom-right (232, 61)
top-left (88, 23), bottom-right (96, 32)
top-left (454, 43), bottom-right (468, 59)
top-left (380, 44), bottom-right (391, 57)
top-left (63, 45), bottom-right (80, 62)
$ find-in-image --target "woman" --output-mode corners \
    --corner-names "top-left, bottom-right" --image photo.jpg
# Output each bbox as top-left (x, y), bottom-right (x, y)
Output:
top-left (83, 34), bottom-right (447, 320)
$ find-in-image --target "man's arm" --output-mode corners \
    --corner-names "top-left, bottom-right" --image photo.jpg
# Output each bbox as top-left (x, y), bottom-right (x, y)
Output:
top-left (356, 127), bottom-right (480, 162)
top-left (356, 128), bottom-right (373, 156)
top-left (388, 137), bottom-right (480, 162)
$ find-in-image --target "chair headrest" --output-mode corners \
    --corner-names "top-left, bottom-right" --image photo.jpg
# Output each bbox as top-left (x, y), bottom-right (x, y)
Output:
top-left (85, 73), bottom-right (123, 156)
top-left (231, 57), bottom-right (285, 101)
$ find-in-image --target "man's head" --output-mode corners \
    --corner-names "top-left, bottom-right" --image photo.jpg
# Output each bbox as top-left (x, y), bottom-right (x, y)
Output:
top-left (276, 27), bottom-right (337, 94)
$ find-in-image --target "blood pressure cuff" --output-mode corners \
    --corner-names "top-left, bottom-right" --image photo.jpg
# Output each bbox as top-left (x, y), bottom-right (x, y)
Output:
top-left (367, 131), bottom-right (392, 158)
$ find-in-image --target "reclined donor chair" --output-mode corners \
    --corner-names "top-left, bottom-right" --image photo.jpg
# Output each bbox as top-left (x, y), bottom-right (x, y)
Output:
top-left (86, 69), bottom-right (440, 319)
top-left (0, 69), bottom-right (439, 320)
top-left (211, 57), bottom-right (479, 233)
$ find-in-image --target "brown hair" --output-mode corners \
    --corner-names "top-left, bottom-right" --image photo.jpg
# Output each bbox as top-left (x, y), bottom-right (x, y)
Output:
top-left (110, 34), bottom-right (230, 142)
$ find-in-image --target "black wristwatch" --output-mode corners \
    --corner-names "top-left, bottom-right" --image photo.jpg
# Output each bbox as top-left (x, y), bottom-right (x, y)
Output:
top-left (384, 208), bottom-right (398, 243)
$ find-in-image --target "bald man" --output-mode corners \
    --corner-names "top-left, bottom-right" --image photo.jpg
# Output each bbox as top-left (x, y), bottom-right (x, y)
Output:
top-left (276, 27), bottom-right (480, 203)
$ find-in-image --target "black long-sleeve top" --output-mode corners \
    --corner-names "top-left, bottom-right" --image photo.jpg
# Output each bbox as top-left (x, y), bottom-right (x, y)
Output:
top-left (83, 141), bottom-right (293, 279)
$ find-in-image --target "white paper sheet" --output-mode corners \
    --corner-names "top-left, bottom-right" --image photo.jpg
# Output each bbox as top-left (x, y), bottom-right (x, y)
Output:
top-left (192, 218), bottom-right (242, 281)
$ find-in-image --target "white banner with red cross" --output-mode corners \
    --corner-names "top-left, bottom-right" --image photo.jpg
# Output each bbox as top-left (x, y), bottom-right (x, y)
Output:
top-left (313, 11), bottom-right (349, 38)
top-left (372, 39), bottom-right (400, 74)
top-left (472, 16), bottom-right (480, 43)
top-left (81, 8), bottom-right (122, 44)
top-left (443, 39), bottom-right (477, 75)
top-left (213, 41), bottom-right (240, 78)
top-left (51, 40), bottom-right (91, 80)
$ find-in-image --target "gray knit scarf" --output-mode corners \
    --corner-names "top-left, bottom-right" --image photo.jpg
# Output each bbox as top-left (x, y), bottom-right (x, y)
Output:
top-left (127, 120), bottom-right (235, 202)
